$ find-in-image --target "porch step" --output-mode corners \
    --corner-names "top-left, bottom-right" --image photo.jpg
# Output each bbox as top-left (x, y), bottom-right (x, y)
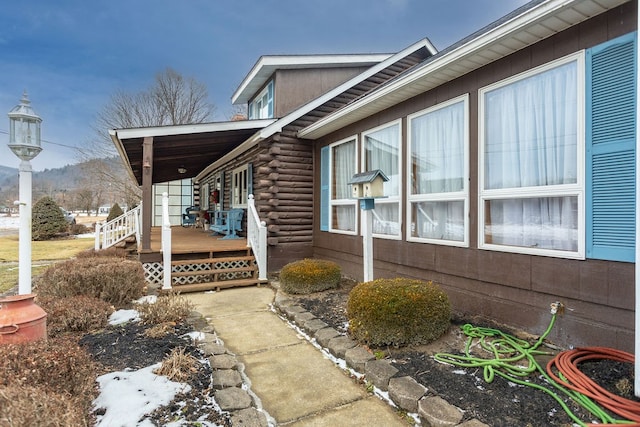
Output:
top-left (168, 254), bottom-right (261, 292)
top-left (162, 278), bottom-right (267, 294)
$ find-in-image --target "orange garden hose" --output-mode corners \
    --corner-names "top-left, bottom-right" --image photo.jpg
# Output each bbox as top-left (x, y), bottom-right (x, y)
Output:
top-left (547, 347), bottom-right (640, 426)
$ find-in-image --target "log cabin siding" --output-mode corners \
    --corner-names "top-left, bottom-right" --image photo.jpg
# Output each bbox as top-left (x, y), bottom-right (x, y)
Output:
top-left (312, 2), bottom-right (637, 352)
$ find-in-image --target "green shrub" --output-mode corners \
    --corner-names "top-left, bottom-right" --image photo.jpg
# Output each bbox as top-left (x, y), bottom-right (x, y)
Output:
top-left (137, 293), bottom-right (194, 325)
top-left (347, 278), bottom-right (451, 347)
top-left (34, 257), bottom-right (145, 308)
top-left (279, 258), bottom-right (341, 294)
top-left (32, 196), bottom-right (68, 241)
top-left (106, 203), bottom-right (124, 222)
top-left (0, 336), bottom-right (98, 422)
top-left (38, 295), bottom-right (114, 337)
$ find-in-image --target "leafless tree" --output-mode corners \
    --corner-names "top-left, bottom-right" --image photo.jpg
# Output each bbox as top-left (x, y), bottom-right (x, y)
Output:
top-left (79, 68), bottom-right (216, 203)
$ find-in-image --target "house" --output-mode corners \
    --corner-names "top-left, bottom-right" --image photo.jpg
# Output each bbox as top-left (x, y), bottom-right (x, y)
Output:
top-left (111, 0), bottom-right (637, 353)
top-left (301, 0), bottom-right (637, 353)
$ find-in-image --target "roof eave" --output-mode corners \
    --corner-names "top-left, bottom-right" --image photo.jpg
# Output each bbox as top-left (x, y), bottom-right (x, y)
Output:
top-left (298, 0), bottom-right (629, 140)
top-left (253, 38), bottom-right (438, 142)
top-left (109, 128), bottom-right (139, 185)
top-left (231, 54), bottom-right (394, 105)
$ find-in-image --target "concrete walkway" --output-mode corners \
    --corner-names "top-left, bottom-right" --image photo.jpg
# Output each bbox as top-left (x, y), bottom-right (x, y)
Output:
top-left (186, 286), bottom-right (408, 427)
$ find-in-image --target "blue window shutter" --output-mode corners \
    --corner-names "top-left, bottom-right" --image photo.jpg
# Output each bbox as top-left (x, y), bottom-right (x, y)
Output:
top-left (586, 32), bottom-right (637, 262)
top-left (320, 146), bottom-right (330, 231)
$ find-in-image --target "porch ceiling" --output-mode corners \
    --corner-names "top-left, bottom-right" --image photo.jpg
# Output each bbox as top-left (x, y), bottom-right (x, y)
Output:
top-left (110, 120), bottom-right (275, 185)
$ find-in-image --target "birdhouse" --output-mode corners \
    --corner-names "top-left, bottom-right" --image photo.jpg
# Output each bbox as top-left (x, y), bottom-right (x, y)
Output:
top-left (348, 170), bottom-right (389, 198)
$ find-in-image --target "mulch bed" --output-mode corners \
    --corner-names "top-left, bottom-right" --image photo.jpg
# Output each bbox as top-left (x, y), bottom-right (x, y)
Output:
top-left (291, 279), bottom-right (638, 427)
top-left (80, 322), bottom-right (231, 426)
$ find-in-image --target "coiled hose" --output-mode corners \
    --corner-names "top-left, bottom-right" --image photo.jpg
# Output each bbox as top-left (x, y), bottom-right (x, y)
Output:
top-left (434, 314), bottom-right (640, 426)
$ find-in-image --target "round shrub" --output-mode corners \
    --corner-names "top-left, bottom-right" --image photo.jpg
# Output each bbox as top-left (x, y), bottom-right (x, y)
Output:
top-left (347, 278), bottom-right (451, 347)
top-left (34, 256), bottom-right (145, 308)
top-left (279, 258), bottom-right (341, 294)
top-left (32, 196), bottom-right (68, 240)
top-left (106, 203), bottom-right (124, 222)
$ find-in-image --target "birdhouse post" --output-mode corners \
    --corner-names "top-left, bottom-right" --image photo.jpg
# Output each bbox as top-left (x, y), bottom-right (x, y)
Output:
top-left (348, 170), bottom-right (389, 282)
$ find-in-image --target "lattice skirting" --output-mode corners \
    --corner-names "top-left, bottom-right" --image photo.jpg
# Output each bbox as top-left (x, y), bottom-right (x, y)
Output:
top-left (143, 259), bottom-right (254, 286)
top-left (143, 262), bottom-right (164, 285)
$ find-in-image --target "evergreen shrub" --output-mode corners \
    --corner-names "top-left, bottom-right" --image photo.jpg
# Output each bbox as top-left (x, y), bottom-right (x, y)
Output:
top-left (34, 256), bottom-right (145, 308)
top-left (279, 258), bottom-right (341, 294)
top-left (106, 203), bottom-right (124, 222)
top-left (32, 196), bottom-right (68, 240)
top-left (347, 278), bottom-right (451, 347)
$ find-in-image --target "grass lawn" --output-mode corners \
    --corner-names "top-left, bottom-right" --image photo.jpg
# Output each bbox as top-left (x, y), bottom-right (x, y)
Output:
top-left (0, 235), bottom-right (96, 294)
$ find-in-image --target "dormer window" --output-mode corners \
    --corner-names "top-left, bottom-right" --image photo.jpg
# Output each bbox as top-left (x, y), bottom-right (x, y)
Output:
top-left (249, 80), bottom-right (274, 119)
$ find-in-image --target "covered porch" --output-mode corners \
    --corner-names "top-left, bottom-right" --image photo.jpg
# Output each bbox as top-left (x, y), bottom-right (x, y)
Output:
top-left (139, 225), bottom-right (265, 293)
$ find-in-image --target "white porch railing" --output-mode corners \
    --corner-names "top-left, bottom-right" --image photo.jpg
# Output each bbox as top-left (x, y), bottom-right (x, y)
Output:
top-left (94, 203), bottom-right (142, 250)
top-left (161, 192), bottom-right (173, 290)
top-left (247, 194), bottom-right (268, 280)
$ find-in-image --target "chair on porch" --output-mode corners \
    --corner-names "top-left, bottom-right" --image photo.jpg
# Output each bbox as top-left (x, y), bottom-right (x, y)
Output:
top-left (182, 206), bottom-right (198, 227)
top-left (210, 208), bottom-right (244, 239)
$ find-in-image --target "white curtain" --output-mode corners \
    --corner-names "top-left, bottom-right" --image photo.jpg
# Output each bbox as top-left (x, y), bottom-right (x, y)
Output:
top-left (410, 101), bottom-right (465, 241)
top-left (365, 125), bottom-right (400, 235)
top-left (484, 60), bottom-right (578, 251)
top-left (332, 140), bottom-right (356, 231)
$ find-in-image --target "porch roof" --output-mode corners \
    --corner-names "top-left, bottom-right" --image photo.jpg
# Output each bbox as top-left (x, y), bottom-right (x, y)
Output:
top-left (110, 119), bottom-right (276, 185)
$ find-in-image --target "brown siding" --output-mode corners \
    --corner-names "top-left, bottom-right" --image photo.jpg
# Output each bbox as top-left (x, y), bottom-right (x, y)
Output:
top-left (312, 3), bottom-right (637, 352)
top-left (274, 67), bottom-right (369, 117)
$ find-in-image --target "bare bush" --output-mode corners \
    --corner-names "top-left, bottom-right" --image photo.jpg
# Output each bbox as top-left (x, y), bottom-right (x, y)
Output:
top-left (38, 295), bottom-right (114, 337)
top-left (0, 385), bottom-right (88, 427)
top-left (137, 293), bottom-right (194, 325)
top-left (0, 336), bottom-right (98, 421)
top-left (154, 347), bottom-right (198, 382)
top-left (34, 256), bottom-right (145, 308)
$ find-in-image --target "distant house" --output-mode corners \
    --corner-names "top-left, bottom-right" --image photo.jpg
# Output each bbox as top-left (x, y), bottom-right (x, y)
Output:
top-left (112, 0), bottom-right (637, 352)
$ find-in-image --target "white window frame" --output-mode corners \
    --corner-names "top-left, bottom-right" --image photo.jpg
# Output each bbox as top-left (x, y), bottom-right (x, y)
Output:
top-left (406, 95), bottom-right (470, 247)
top-left (329, 136), bottom-right (359, 235)
top-left (249, 80), bottom-right (273, 119)
top-left (362, 119), bottom-right (402, 240)
top-left (478, 52), bottom-right (585, 259)
top-left (231, 165), bottom-right (249, 208)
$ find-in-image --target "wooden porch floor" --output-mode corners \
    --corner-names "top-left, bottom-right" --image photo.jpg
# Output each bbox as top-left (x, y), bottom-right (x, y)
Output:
top-left (148, 226), bottom-right (248, 254)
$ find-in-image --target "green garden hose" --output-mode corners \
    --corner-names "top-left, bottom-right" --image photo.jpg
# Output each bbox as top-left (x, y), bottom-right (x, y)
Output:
top-left (434, 314), bottom-right (634, 426)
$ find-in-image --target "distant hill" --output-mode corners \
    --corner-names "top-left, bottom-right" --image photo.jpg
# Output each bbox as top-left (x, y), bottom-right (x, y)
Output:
top-left (0, 157), bottom-right (127, 209)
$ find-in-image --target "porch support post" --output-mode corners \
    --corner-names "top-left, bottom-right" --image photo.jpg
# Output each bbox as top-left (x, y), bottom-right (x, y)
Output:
top-left (360, 199), bottom-right (374, 283)
top-left (141, 136), bottom-right (153, 252)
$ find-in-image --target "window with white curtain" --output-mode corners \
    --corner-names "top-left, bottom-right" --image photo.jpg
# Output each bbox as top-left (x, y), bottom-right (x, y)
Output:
top-left (479, 53), bottom-right (584, 258)
top-left (363, 120), bottom-right (401, 238)
top-left (330, 137), bottom-right (358, 233)
top-left (232, 165), bottom-right (248, 208)
top-left (408, 95), bottom-right (469, 245)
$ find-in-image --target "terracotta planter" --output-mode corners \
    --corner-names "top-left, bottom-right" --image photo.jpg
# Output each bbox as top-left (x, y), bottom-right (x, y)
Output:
top-left (0, 294), bottom-right (47, 344)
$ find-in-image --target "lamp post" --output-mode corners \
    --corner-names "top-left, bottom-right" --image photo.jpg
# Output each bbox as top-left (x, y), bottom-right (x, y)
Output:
top-left (7, 91), bottom-right (43, 295)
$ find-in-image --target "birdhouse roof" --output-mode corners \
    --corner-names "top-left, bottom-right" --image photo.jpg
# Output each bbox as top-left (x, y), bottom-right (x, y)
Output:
top-left (348, 169), bottom-right (389, 185)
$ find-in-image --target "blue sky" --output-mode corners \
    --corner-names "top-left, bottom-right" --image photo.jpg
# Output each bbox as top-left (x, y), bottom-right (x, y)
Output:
top-left (0, 0), bottom-right (529, 171)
